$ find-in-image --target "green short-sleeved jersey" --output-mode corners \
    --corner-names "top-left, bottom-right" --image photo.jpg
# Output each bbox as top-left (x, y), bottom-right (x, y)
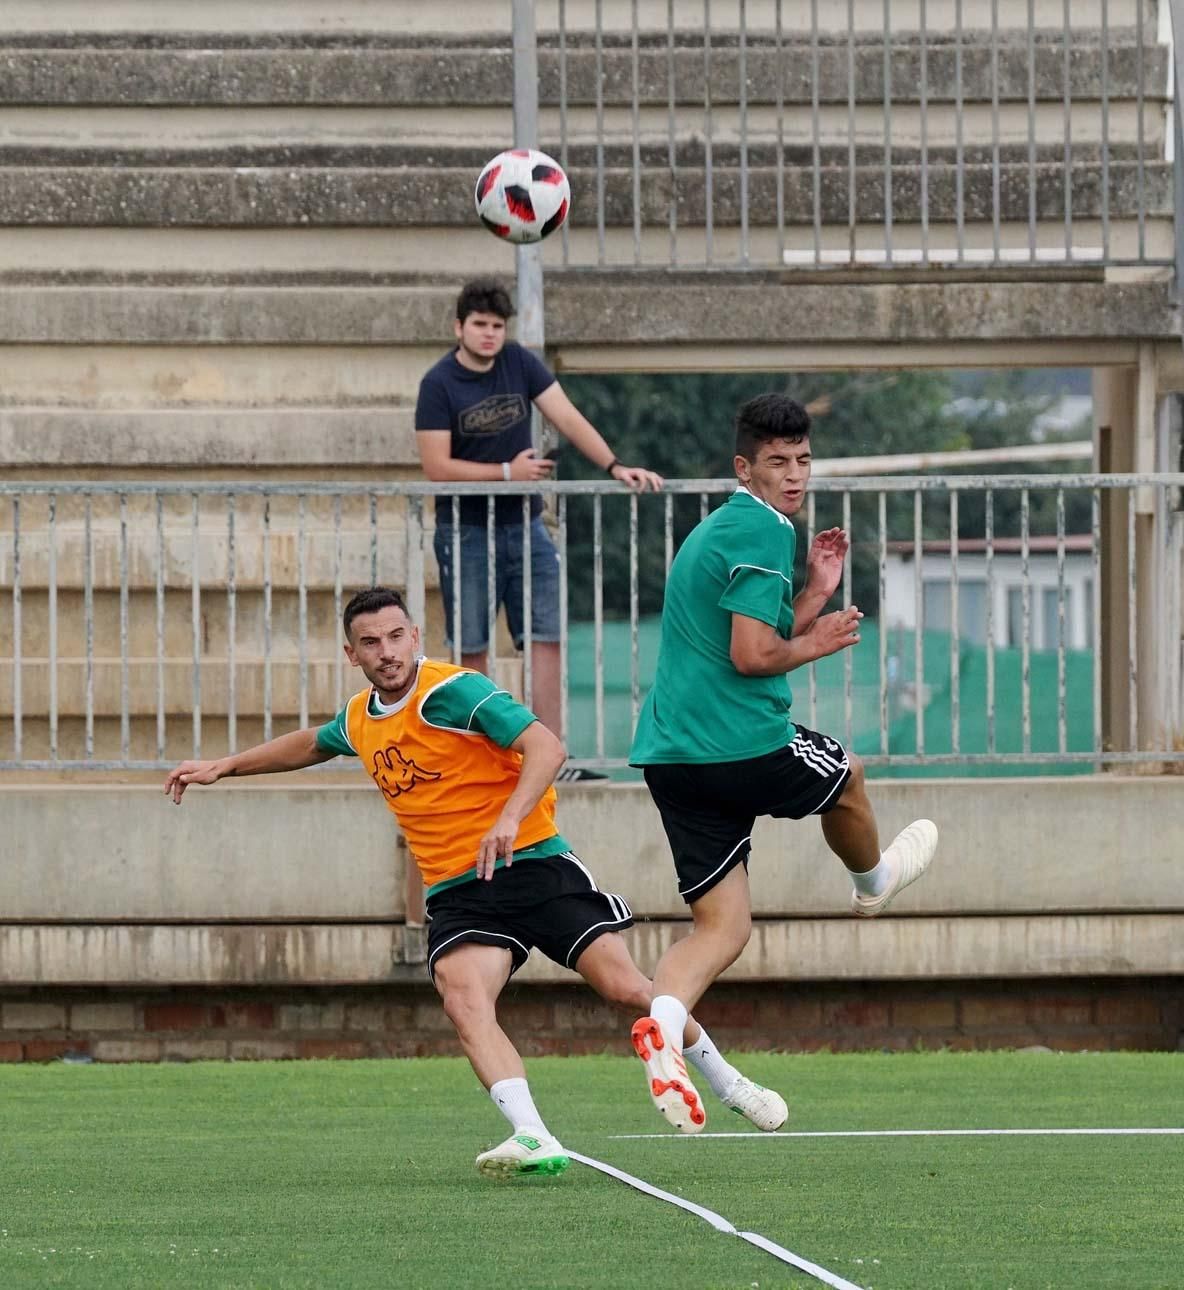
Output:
top-left (630, 487), bottom-right (798, 765)
top-left (316, 666), bottom-right (571, 895)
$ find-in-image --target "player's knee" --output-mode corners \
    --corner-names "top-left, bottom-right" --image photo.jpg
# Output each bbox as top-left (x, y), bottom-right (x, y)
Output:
top-left (438, 980), bottom-right (493, 1032)
top-left (601, 976), bottom-right (653, 1012)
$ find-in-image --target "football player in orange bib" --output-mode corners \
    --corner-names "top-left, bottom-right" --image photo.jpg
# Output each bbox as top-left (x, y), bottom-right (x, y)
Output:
top-left (165, 587), bottom-right (787, 1177)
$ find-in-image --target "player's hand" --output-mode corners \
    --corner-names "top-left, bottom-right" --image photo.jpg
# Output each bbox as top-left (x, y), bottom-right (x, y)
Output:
top-left (475, 811), bottom-right (521, 880)
top-left (509, 448), bottom-right (555, 482)
top-left (805, 528), bottom-right (850, 599)
top-left (609, 463), bottom-right (664, 492)
top-left (804, 606), bottom-right (863, 659)
top-left (164, 759), bottom-right (224, 804)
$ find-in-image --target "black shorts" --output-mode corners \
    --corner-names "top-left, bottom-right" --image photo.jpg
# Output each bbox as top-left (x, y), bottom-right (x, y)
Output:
top-left (642, 725), bottom-right (852, 905)
top-left (425, 851), bottom-right (633, 980)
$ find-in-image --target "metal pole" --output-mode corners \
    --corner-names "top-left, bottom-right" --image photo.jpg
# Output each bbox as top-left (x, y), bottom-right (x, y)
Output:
top-left (1171, 0), bottom-right (1184, 302)
top-left (512, 0), bottom-right (546, 369)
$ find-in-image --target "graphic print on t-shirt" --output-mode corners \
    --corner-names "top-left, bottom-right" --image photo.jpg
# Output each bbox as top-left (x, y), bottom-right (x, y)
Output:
top-left (370, 744), bottom-right (443, 801)
top-left (458, 394), bottom-right (529, 437)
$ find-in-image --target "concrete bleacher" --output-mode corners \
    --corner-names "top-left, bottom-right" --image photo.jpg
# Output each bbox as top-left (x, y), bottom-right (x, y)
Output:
top-left (0, 1), bottom-right (1181, 1049)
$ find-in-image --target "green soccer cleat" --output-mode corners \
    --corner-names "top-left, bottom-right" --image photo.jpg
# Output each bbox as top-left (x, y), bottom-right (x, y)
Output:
top-left (475, 1132), bottom-right (570, 1179)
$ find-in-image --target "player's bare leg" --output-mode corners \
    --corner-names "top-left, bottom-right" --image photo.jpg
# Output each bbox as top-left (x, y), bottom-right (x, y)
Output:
top-left (576, 932), bottom-right (787, 1132)
top-left (433, 943), bottom-right (569, 1177)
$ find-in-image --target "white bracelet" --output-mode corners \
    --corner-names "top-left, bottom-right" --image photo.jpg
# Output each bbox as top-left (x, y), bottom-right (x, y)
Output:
top-left (502, 461), bottom-right (512, 482)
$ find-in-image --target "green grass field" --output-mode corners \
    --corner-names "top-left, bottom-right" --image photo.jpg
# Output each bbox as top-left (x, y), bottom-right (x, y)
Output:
top-left (1, 1052), bottom-right (1180, 1289)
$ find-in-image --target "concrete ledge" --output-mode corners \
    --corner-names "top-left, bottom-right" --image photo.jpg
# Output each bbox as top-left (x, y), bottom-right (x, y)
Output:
top-left (1, 913), bottom-right (1180, 986)
top-left (0, 41), bottom-right (1164, 108)
top-left (0, 277), bottom-right (1174, 345)
top-left (0, 407), bottom-right (418, 466)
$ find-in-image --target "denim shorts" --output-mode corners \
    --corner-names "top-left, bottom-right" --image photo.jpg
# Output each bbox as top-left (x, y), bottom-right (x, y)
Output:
top-left (433, 516), bottom-right (561, 653)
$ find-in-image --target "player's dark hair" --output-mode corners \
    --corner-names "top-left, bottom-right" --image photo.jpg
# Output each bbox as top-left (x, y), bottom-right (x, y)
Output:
top-left (343, 587), bottom-right (410, 638)
top-left (734, 393), bottom-right (811, 462)
top-left (455, 277), bottom-right (514, 323)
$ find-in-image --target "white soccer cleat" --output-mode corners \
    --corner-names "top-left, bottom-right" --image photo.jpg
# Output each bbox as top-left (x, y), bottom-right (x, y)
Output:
top-left (850, 818), bottom-right (939, 918)
top-left (475, 1132), bottom-right (570, 1179)
top-left (721, 1076), bottom-right (789, 1132)
top-left (631, 1016), bottom-right (706, 1134)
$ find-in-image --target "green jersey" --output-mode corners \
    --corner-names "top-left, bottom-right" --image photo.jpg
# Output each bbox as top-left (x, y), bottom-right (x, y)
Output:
top-left (630, 487), bottom-right (798, 765)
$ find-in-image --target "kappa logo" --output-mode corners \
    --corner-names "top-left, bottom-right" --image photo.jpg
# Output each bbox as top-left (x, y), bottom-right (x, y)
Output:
top-left (371, 744), bottom-right (443, 800)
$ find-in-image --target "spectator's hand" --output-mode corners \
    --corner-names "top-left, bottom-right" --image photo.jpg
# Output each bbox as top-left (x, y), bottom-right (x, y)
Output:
top-left (509, 448), bottom-right (555, 482)
top-left (609, 464), bottom-right (664, 492)
top-left (164, 759), bottom-right (224, 804)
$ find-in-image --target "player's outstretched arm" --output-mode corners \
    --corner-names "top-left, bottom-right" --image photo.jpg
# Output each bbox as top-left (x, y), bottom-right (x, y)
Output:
top-left (730, 608), bottom-right (863, 678)
top-left (164, 728), bottom-right (334, 804)
top-left (474, 720), bottom-right (567, 880)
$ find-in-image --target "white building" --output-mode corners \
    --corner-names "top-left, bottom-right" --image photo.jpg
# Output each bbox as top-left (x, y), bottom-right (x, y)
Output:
top-left (883, 537), bottom-right (1095, 652)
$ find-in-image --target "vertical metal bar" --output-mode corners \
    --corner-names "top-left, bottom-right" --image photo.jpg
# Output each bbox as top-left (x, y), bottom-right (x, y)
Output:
top-left (48, 493), bottom-right (58, 762)
top-left (451, 495), bottom-right (462, 666)
top-left (631, 0), bottom-right (642, 265)
top-left (1056, 489), bottom-right (1068, 754)
top-left (333, 494), bottom-right (343, 708)
top-left (1092, 487), bottom-right (1102, 758)
top-left (807, 493), bottom-right (818, 728)
top-left (1027, 0), bottom-right (1037, 259)
top-left (703, 0), bottom-right (714, 265)
top-left (10, 498), bottom-right (20, 761)
top-left (666, 0), bottom-right (679, 266)
top-left (262, 495), bottom-right (273, 743)
top-left (559, 0), bottom-right (571, 266)
top-left (954, 0), bottom-right (965, 259)
top-left (1100, 0), bottom-right (1110, 262)
top-left (629, 492), bottom-right (640, 729)
top-left (664, 492), bottom-right (674, 575)
top-left (486, 498), bottom-right (497, 681)
top-left (1020, 489), bottom-right (1031, 754)
top-left (913, 489), bottom-right (923, 755)
top-left (842, 492), bottom-right (853, 745)
top-left (847, 0), bottom-right (857, 259)
top-left (919, 0), bottom-right (929, 263)
top-left (155, 493), bottom-right (164, 760)
top-left (84, 494), bottom-right (94, 760)
top-left (807, 0), bottom-right (818, 264)
top-left (1062, 0), bottom-right (1073, 259)
top-left (949, 490), bottom-right (960, 755)
top-left (522, 494), bottom-right (533, 712)
top-left (405, 493), bottom-right (426, 637)
top-left (559, 494), bottom-right (569, 743)
top-left (990, 0), bottom-right (1001, 262)
top-left (700, 492), bottom-right (709, 523)
top-left (593, 494), bottom-right (604, 760)
top-left (226, 494), bottom-right (237, 753)
top-left (738, 0), bottom-right (749, 266)
top-left (190, 493), bottom-right (201, 758)
top-left (369, 493), bottom-right (378, 586)
top-left (297, 493), bottom-right (308, 732)
top-left (119, 494), bottom-right (130, 762)
top-left (985, 489), bottom-right (996, 753)
top-left (595, 0), bottom-right (607, 266)
top-left (878, 491), bottom-right (888, 755)
top-left (882, 0), bottom-right (893, 264)
top-left (512, 0), bottom-right (545, 339)
top-left (1128, 488), bottom-right (1138, 749)
top-left (1136, 0), bottom-right (1146, 261)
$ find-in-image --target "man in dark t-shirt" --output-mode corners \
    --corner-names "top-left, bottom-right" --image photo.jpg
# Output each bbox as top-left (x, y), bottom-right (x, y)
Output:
top-left (415, 277), bottom-right (662, 780)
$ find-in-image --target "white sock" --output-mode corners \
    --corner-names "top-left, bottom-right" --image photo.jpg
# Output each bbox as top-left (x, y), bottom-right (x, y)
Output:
top-left (849, 853), bottom-right (893, 897)
top-left (489, 1077), bottom-right (549, 1138)
top-left (648, 994), bottom-right (689, 1041)
top-left (683, 1027), bottom-right (742, 1100)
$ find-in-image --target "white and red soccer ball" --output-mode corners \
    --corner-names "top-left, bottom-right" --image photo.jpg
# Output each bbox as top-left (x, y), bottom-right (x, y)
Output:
top-left (474, 148), bottom-right (571, 244)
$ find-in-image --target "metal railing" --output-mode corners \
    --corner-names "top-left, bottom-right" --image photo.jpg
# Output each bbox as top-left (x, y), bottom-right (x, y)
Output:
top-left (533, 0), bottom-right (1176, 273)
top-left (1, 475), bottom-right (1181, 773)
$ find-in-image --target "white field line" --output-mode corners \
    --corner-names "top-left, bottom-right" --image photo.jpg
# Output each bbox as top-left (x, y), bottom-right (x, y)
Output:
top-left (610, 1127), bottom-right (1184, 1140)
top-left (567, 1149), bottom-right (866, 1290)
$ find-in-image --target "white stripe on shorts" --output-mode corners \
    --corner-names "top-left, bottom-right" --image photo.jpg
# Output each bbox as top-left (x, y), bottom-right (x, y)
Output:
top-left (562, 850), bottom-right (600, 891)
top-left (790, 734), bottom-right (842, 779)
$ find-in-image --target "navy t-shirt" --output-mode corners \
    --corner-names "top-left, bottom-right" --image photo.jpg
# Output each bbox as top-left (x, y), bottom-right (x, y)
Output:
top-left (414, 341), bottom-right (556, 526)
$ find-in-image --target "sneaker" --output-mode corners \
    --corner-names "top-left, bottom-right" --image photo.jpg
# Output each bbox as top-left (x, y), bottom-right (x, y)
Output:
top-left (850, 818), bottom-right (939, 918)
top-left (721, 1076), bottom-right (789, 1132)
top-left (630, 1016), bottom-right (706, 1134)
top-left (475, 1132), bottom-right (570, 1179)
top-left (556, 764), bottom-right (609, 783)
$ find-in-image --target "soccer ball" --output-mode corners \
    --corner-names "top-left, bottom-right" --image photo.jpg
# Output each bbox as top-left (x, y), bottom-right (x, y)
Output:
top-left (474, 148), bottom-right (571, 244)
